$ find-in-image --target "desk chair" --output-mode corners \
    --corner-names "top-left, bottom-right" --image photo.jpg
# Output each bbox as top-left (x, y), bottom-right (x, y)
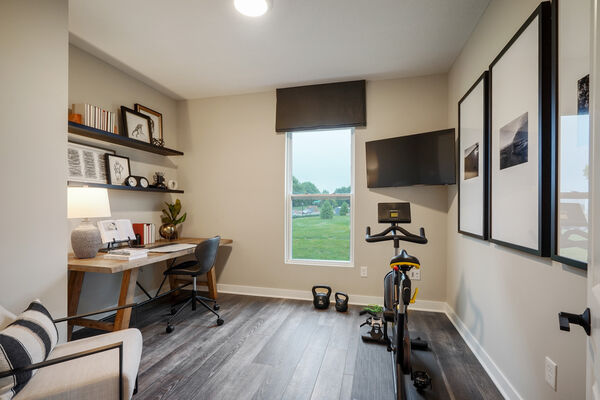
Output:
top-left (163, 236), bottom-right (224, 333)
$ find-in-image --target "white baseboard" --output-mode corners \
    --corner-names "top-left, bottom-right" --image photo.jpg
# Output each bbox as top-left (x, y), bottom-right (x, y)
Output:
top-left (444, 304), bottom-right (521, 400)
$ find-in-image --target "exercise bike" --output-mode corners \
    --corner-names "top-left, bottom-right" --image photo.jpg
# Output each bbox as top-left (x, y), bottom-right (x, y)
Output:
top-left (365, 203), bottom-right (430, 400)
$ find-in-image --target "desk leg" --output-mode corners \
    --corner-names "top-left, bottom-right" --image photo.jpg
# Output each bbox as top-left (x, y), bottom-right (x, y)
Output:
top-left (113, 269), bottom-right (139, 331)
top-left (67, 271), bottom-right (85, 341)
top-left (206, 267), bottom-right (218, 300)
top-left (168, 275), bottom-right (180, 297)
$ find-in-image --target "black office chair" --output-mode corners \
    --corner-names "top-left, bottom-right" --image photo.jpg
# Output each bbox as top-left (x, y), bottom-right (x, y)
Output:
top-left (164, 236), bottom-right (224, 333)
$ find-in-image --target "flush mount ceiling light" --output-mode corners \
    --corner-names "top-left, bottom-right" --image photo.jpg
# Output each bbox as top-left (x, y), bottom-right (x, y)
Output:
top-left (234, 0), bottom-right (272, 17)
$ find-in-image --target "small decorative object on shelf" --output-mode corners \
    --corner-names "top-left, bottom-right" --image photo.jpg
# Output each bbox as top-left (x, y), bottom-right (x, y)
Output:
top-left (151, 171), bottom-right (167, 189)
top-left (105, 154), bottom-right (131, 185)
top-left (125, 175), bottom-right (150, 188)
top-left (167, 180), bottom-right (178, 190)
top-left (121, 106), bottom-right (152, 143)
top-left (152, 138), bottom-right (165, 147)
top-left (160, 199), bottom-right (187, 240)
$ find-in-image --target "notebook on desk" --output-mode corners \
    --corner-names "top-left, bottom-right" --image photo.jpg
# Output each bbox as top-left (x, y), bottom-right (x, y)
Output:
top-left (148, 243), bottom-right (197, 253)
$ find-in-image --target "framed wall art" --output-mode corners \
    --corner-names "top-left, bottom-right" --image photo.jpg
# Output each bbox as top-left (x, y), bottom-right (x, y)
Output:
top-left (551, 0), bottom-right (591, 269)
top-left (489, 2), bottom-right (552, 256)
top-left (105, 154), bottom-right (131, 186)
top-left (121, 106), bottom-right (152, 143)
top-left (67, 142), bottom-right (114, 184)
top-left (458, 72), bottom-right (489, 239)
top-left (135, 103), bottom-right (163, 146)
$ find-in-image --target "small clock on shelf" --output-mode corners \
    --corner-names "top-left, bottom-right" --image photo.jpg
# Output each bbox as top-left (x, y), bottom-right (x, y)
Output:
top-left (125, 175), bottom-right (149, 188)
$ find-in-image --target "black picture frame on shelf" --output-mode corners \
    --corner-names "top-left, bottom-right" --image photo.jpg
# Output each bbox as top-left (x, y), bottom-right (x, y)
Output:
top-left (105, 154), bottom-right (132, 186)
top-left (550, 0), bottom-right (590, 270)
top-left (488, 2), bottom-right (552, 256)
top-left (121, 106), bottom-right (152, 144)
top-left (458, 71), bottom-right (489, 240)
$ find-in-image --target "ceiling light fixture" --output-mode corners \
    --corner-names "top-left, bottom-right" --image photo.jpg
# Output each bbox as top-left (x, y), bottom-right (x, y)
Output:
top-left (234, 0), bottom-right (271, 17)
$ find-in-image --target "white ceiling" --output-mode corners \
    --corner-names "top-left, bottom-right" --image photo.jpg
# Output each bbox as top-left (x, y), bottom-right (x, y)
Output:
top-left (69, 0), bottom-right (490, 100)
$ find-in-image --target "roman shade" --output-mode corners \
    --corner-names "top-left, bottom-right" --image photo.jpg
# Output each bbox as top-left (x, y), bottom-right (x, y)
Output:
top-left (276, 80), bottom-right (366, 132)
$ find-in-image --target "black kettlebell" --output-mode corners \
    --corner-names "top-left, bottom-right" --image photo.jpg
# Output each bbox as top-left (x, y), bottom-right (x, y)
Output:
top-left (335, 292), bottom-right (349, 312)
top-left (312, 285), bottom-right (331, 309)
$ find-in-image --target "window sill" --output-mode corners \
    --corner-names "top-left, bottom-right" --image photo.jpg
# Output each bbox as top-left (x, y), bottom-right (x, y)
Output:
top-left (285, 259), bottom-right (354, 268)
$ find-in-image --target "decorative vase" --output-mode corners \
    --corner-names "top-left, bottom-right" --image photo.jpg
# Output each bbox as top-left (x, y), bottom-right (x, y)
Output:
top-left (159, 223), bottom-right (178, 240)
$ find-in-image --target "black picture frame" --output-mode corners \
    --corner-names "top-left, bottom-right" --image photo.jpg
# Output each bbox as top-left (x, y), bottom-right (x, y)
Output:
top-left (550, 0), bottom-right (589, 270)
top-left (458, 71), bottom-right (489, 240)
top-left (121, 106), bottom-right (152, 144)
top-left (488, 2), bottom-right (552, 256)
top-left (105, 154), bottom-right (132, 186)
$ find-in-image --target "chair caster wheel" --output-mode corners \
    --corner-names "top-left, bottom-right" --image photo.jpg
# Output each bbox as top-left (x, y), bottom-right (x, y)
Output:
top-left (213, 304), bottom-right (220, 311)
top-left (166, 325), bottom-right (174, 334)
top-left (217, 318), bottom-right (224, 326)
top-left (170, 308), bottom-right (177, 315)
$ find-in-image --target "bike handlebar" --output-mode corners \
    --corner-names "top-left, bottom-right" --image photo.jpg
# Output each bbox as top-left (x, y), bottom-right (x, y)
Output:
top-left (365, 225), bottom-right (428, 245)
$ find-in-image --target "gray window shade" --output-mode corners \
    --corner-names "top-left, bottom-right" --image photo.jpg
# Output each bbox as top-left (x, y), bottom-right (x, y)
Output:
top-left (276, 80), bottom-right (366, 132)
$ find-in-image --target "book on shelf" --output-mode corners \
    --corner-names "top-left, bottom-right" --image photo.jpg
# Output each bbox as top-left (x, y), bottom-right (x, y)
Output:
top-left (104, 248), bottom-right (149, 260)
top-left (132, 223), bottom-right (156, 245)
top-left (72, 103), bottom-right (117, 133)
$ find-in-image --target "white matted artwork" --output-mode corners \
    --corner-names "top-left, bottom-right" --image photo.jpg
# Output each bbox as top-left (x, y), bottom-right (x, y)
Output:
top-left (121, 106), bottom-right (151, 143)
top-left (67, 142), bottom-right (114, 184)
top-left (458, 72), bottom-right (488, 239)
top-left (105, 154), bottom-right (131, 185)
top-left (489, 3), bottom-right (551, 256)
top-left (553, 0), bottom-right (590, 268)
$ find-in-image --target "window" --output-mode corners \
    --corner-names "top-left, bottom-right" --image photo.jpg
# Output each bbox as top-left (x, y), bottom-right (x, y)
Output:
top-left (285, 128), bottom-right (354, 266)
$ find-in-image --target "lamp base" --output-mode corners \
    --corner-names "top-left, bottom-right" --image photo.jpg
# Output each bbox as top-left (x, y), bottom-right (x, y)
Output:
top-left (71, 219), bottom-right (102, 259)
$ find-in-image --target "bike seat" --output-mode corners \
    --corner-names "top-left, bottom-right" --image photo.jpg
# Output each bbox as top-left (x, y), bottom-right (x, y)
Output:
top-left (390, 249), bottom-right (420, 270)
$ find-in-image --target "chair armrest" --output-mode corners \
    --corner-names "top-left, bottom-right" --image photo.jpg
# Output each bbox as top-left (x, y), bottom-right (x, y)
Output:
top-left (0, 342), bottom-right (125, 399)
top-left (53, 303), bottom-right (136, 323)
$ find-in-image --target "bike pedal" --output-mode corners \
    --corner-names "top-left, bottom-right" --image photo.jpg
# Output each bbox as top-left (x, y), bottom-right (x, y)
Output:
top-left (412, 370), bottom-right (432, 391)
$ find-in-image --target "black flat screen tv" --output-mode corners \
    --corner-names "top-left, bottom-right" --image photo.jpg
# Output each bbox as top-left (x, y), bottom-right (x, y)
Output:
top-left (366, 129), bottom-right (456, 188)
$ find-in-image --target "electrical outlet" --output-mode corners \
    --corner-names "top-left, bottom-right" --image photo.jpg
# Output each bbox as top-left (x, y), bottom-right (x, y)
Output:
top-left (409, 269), bottom-right (421, 280)
top-left (545, 356), bottom-right (557, 391)
top-left (360, 266), bottom-right (368, 277)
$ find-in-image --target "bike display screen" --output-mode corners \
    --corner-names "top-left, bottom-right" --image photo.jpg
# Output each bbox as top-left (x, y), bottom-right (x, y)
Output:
top-left (378, 202), bottom-right (411, 223)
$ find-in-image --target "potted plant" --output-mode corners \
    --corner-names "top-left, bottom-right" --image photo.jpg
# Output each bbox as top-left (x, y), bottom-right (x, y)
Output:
top-left (160, 199), bottom-right (187, 240)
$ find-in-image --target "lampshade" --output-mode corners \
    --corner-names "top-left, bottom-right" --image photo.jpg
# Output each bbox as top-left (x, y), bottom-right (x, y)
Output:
top-left (67, 187), bottom-right (111, 219)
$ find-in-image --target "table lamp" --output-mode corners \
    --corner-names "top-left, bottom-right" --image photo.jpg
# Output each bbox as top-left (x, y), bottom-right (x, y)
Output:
top-left (68, 187), bottom-right (111, 258)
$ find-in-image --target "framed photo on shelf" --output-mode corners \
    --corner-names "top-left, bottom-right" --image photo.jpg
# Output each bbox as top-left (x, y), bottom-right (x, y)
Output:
top-left (105, 154), bottom-right (131, 185)
top-left (488, 2), bottom-right (551, 256)
top-left (551, 0), bottom-right (590, 269)
top-left (121, 106), bottom-right (152, 143)
top-left (67, 142), bottom-right (114, 184)
top-left (135, 103), bottom-right (163, 145)
top-left (458, 72), bottom-right (489, 240)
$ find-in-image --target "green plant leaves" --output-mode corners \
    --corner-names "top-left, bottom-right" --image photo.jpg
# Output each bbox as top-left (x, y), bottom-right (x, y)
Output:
top-left (162, 199), bottom-right (186, 226)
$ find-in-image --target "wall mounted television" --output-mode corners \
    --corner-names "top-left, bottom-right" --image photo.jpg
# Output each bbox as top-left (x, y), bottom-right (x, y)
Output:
top-left (366, 128), bottom-right (456, 188)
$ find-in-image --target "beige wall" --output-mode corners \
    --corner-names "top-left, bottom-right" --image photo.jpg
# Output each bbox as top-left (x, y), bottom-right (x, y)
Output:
top-left (0, 0), bottom-right (69, 336)
top-left (177, 75), bottom-right (449, 301)
top-left (68, 45), bottom-right (181, 313)
top-left (447, 1), bottom-right (587, 399)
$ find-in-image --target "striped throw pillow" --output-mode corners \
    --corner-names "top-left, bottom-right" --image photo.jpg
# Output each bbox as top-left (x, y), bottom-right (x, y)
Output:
top-left (0, 301), bottom-right (58, 399)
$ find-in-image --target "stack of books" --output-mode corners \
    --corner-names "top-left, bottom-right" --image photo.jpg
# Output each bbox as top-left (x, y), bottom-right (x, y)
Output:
top-left (133, 223), bottom-right (156, 245)
top-left (104, 248), bottom-right (149, 260)
top-left (72, 103), bottom-right (117, 133)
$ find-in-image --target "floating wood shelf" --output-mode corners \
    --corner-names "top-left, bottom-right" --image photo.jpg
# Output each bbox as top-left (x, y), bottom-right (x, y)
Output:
top-left (68, 122), bottom-right (184, 156)
top-left (68, 181), bottom-right (184, 194)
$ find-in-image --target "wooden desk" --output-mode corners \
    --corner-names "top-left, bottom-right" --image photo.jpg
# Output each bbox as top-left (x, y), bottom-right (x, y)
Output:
top-left (67, 237), bottom-right (233, 339)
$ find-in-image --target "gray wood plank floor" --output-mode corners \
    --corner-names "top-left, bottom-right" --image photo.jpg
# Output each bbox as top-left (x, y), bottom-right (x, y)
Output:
top-left (75, 293), bottom-right (503, 400)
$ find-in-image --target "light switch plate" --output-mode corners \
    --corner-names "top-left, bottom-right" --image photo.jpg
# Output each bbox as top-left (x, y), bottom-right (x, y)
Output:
top-left (545, 356), bottom-right (557, 390)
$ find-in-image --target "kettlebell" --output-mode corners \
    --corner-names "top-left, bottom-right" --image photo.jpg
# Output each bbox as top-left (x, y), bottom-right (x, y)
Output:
top-left (312, 285), bottom-right (332, 309)
top-left (335, 292), bottom-right (349, 312)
